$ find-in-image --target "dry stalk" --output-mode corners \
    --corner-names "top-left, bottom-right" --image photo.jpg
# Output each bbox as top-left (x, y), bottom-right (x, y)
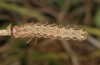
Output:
top-left (0, 22), bottom-right (87, 41)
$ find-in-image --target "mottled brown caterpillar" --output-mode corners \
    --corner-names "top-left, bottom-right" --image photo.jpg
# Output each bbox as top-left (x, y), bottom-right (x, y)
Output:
top-left (0, 23), bottom-right (87, 41)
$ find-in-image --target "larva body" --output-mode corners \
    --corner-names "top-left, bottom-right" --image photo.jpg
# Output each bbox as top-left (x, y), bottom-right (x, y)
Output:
top-left (12, 23), bottom-right (87, 41)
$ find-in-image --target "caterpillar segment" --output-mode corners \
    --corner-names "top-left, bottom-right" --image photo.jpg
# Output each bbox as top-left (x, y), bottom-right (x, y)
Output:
top-left (13, 23), bottom-right (87, 41)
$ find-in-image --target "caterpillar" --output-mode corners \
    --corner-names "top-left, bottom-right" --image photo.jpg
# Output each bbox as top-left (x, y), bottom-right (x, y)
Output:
top-left (0, 22), bottom-right (87, 41)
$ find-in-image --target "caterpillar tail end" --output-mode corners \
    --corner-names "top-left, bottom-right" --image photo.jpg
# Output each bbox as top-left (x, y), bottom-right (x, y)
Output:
top-left (0, 24), bottom-right (11, 36)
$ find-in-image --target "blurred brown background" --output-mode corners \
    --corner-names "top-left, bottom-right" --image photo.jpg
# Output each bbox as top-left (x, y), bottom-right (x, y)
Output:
top-left (0, 0), bottom-right (100, 65)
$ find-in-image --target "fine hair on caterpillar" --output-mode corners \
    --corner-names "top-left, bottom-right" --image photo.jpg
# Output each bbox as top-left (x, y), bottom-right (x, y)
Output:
top-left (0, 22), bottom-right (87, 44)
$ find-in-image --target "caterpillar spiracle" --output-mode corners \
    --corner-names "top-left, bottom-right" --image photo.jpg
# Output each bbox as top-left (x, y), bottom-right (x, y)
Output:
top-left (0, 22), bottom-right (87, 41)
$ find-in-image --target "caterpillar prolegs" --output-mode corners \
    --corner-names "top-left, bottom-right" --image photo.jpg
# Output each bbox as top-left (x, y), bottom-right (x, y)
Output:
top-left (0, 23), bottom-right (87, 41)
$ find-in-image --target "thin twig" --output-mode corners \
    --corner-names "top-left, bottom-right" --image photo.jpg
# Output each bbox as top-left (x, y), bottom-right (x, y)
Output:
top-left (87, 35), bottom-right (100, 49)
top-left (57, 0), bottom-right (72, 24)
top-left (60, 39), bottom-right (80, 65)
